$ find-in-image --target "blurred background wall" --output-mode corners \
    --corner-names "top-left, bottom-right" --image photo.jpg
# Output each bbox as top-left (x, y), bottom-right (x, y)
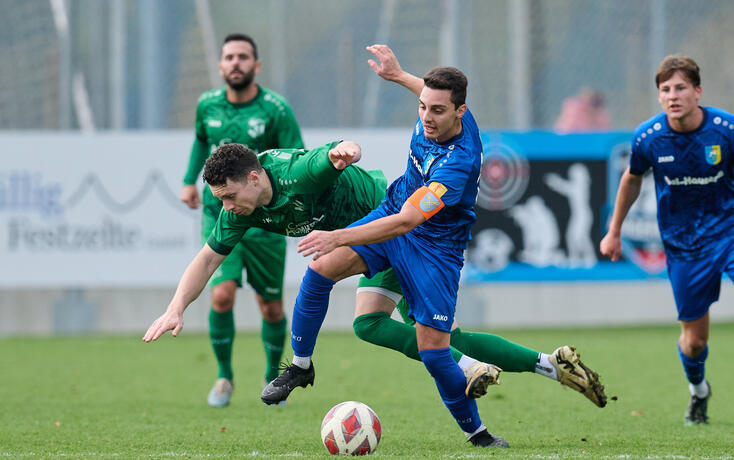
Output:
top-left (1, 0), bottom-right (733, 335)
top-left (5, 0), bottom-right (734, 132)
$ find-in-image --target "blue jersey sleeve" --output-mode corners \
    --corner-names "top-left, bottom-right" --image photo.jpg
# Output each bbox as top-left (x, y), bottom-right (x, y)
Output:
top-left (630, 130), bottom-right (652, 175)
top-left (425, 146), bottom-right (474, 207)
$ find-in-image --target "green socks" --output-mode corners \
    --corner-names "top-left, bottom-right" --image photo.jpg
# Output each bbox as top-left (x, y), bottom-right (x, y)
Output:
top-left (353, 312), bottom-right (539, 372)
top-left (209, 309), bottom-right (235, 380)
top-left (209, 310), bottom-right (287, 383)
top-left (353, 312), bottom-right (463, 362)
top-left (449, 327), bottom-right (538, 372)
top-left (261, 316), bottom-right (287, 383)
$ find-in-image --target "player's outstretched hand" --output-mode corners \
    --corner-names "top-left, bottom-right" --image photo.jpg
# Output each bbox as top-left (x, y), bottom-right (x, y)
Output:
top-left (366, 44), bottom-right (403, 82)
top-left (181, 185), bottom-right (201, 209)
top-left (298, 230), bottom-right (340, 260)
top-left (599, 233), bottom-right (622, 262)
top-left (142, 309), bottom-right (184, 342)
top-left (328, 141), bottom-right (362, 170)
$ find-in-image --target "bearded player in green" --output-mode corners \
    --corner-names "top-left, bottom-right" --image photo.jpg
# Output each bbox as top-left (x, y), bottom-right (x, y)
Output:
top-left (181, 33), bottom-right (303, 407)
top-left (145, 139), bottom-right (607, 410)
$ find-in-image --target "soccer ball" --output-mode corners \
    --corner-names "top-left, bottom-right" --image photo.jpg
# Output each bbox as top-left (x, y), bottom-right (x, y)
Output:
top-left (320, 401), bottom-right (381, 455)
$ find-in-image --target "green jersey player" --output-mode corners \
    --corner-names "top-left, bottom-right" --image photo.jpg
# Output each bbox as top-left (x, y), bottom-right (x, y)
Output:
top-left (145, 138), bottom-right (607, 411)
top-left (180, 33), bottom-right (303, 407)
top-left (207, 141), bottom-right (385, 245)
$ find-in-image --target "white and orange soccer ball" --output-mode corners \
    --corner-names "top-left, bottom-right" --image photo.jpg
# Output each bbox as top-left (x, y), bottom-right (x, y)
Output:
top-left (320, 401), bottom-right (381, 455)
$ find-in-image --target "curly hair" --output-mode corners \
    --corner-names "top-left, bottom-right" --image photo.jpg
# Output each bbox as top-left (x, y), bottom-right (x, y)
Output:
top-left (203, 143), bottom-right (262, 187)
top-left (423, 67), bottom-right (468, 108)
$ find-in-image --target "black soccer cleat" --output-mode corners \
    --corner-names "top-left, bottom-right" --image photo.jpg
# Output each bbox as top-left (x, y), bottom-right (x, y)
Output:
top-left (684, 382), bottom-right (711, 426)
top-left (468, 429), bottom-right (509, 448)
top-left (261, 362), bottom-right (315, 405)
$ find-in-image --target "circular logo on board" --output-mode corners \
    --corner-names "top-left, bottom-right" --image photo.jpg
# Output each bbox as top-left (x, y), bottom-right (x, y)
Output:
top-left (476, 142), bottom-right (530, 211)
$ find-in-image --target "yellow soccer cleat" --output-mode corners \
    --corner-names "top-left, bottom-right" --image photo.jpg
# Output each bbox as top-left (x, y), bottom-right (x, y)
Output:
top-left (464, 362), bottom-right (502, 399)
top-left (550, 345), bottom-right (607, 408)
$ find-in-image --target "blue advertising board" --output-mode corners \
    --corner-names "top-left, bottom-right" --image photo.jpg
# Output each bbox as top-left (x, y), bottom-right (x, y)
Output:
top-left (464, 131), bottom-right (667, 283)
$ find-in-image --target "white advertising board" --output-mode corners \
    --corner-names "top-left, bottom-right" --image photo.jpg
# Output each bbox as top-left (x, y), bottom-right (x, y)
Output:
top-left (0, 133), bottom-right (200, 287)
top-left (0, 130), bottom-right (408, 287)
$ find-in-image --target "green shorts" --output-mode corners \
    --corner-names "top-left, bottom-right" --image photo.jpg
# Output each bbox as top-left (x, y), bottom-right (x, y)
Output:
top-left (357, 268), bottom-right (414, 325)
top-left (202, 211), bottom-right (285, 301)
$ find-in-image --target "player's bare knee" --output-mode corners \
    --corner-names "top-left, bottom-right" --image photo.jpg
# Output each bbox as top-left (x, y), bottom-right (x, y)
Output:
top-left (309, 248), bottom-right (366, 281)
top-left (309, 258), bottom-right (344, 281)
top-left (683, 337), bottom-right (708, 356)
top-left (211, 284), bottom-right (236, 312)
top-left (260, 300), bottom-right (284, 322)
top-left (415, 323), bottom-right (450, 350)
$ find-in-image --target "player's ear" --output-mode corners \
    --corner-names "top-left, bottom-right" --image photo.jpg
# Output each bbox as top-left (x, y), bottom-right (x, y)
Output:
top-left (456, 104), bottom-right (467, 118)
top-left (254, 60), bottom-right (262, 76)
top-left (247, 170), bottom-right (260, 186)
top-left (218, 59), bottom-right (226, 77)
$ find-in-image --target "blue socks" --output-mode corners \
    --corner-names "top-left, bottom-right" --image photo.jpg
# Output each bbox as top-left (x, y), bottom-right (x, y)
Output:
top-left (678, 342), bottom-right (708, 385)
top-left (291, 267), bottom-right (335, 358)
top-left (419, 347), bottom-right (481, 434)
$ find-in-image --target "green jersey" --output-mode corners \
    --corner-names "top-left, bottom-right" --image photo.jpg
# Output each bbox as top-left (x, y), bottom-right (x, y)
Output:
top-left (184, 85), bottom-right (304, 218)
top-left (207, 141), bottom-right (387, 255)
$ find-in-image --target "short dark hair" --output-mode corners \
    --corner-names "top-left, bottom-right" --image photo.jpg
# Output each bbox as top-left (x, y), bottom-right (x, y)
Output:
top-left (203, 144), bottom-right (262, 186)
top-left (423, 67), bottom-right (468, 108)
top-left (221, 33), bottom-right (258, 60)
top-left (655, 54), bottom-right (700, 88)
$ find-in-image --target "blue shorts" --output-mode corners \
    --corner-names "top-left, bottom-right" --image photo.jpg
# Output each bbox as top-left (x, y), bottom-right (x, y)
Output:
top-left (348, 206), bottom-right (464, 332)
top-left (667, 239), bottom-right (734, 321)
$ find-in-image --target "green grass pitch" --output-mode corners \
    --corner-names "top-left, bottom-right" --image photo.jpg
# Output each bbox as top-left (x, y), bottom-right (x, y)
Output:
top-left (2, 322), bottom-right (733, 458)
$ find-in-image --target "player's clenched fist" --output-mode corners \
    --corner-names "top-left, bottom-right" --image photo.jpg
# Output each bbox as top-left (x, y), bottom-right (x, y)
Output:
top-left (328, 141), bottom-right (362, 170)
top-left (599, 232), bottom-right (622, 262)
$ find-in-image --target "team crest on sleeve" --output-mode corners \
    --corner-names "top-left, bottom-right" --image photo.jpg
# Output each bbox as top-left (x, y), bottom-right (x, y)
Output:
top-left (427, 182), bottom-right (447, 198)
top-left (705, 145), bottom-right (721, 165)
top-left (419, 190), bottom-right (442, 213)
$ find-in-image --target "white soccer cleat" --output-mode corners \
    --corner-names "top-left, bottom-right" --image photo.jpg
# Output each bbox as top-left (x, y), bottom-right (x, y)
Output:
top-left (464, 362), bottom-right (502, 399)
top-left (550, 345), bottom-right (607, 408)
top-left (207, 378), bottom-right (234, 408)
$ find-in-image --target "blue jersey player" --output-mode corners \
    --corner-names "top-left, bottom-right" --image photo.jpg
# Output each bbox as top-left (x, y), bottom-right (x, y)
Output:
top-left (601, 55), bottom-right (734, 425)
top-left (262, 47), bottom-right (509, 447)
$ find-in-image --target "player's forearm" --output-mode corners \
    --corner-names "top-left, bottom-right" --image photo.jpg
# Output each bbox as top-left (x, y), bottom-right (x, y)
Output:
top-left (607, 169), bottom-right (643, 235)
top-left (183, 139), bottom-right (210, 185)
top-left (392, 72), bottom-right (424, 98)
top-left (333, 205), bottom-right (423, 247)
top-left (167, 245), bottom-right (224, 314)
top-left (332, 215), bottom-right (412, 247)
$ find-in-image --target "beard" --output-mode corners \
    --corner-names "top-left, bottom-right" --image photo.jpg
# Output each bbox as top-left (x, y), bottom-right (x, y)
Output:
top-left (225, 68), bottom-right (255, 91)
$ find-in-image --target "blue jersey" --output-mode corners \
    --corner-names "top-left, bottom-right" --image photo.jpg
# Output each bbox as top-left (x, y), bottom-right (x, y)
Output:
top-left (629, 107), bottom-right (734, 259)
top-left (382, 109), bottom-right (483, 249)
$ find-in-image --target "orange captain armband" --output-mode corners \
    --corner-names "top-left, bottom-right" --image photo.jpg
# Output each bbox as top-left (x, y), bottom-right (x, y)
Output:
top-left (407, 182), bottom-right (447, 220)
